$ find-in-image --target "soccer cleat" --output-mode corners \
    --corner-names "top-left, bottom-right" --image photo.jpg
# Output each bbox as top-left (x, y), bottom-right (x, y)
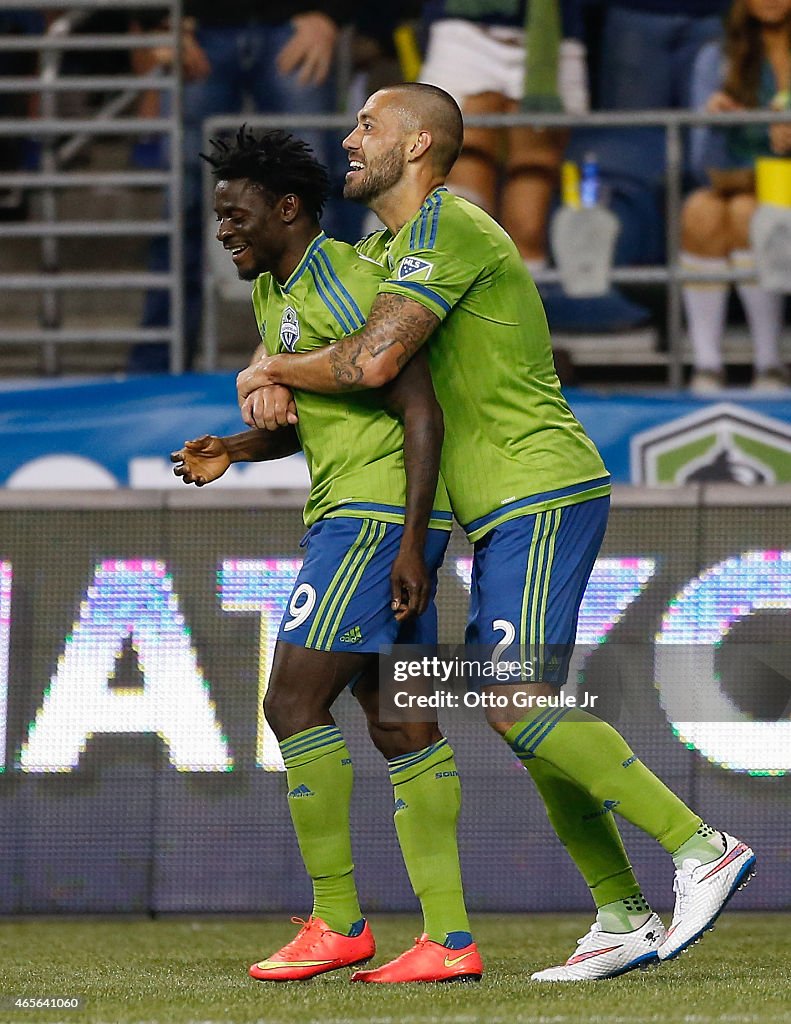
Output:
top-left (249, 916), bottom-right (375, 981)
top-left (350, 934), bottom-right (483, 983)
top-left (658, 832), bottom-right (755, 961)
top-left (531, 913), bottom-right (665, 981)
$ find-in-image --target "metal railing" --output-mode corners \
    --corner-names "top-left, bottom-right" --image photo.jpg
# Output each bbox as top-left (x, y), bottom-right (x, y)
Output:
top-left (202, 108), bottom-right (791, 387)
top-left (0, 0), bottom-right (183, 373)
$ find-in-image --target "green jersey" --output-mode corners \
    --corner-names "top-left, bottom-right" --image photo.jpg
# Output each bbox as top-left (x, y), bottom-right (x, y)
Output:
top-left (356, 188), bottom-right (609, 541)
top-left (252, 232), bottom-right (451, 530)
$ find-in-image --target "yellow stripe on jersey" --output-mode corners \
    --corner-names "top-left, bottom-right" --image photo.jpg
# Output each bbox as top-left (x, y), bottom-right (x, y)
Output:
top-left (467, 485), bottom-right (610, 543)
top-left (324, 507), bottom-right (453, 532)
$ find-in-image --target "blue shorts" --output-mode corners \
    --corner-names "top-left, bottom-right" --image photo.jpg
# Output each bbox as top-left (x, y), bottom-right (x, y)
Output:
top-left (278, 516), bottom-right (449, 653)
top-left (465, 496), bottom-right (609, 683)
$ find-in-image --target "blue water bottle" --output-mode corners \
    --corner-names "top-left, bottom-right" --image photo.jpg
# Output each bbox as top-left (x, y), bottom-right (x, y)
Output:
top-left (580, 152), bottom-right (600, 208)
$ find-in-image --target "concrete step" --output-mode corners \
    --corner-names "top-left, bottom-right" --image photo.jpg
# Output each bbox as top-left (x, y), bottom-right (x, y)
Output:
top-left (0, 140), bottom-right (167, 374)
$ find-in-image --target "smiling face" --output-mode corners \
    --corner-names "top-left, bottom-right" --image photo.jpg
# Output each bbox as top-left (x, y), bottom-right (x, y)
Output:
top-left (342, 91), bottom-right (410, 203)
top-left (213, 178), bottom-right (285, 281)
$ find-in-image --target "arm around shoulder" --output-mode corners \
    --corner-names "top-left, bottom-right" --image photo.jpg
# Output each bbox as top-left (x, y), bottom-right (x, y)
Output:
top-left (327, 293), bottom-right (441, 391)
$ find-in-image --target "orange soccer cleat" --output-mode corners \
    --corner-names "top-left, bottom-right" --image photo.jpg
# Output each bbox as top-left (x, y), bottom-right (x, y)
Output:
top-left (249, 916), bottom-right (375, 982)
top-left (350, 933), bottom-right (483, 984)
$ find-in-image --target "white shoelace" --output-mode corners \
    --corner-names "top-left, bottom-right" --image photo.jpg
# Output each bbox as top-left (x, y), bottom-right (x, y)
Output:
top-left (574, 921), bottom-right (602, 950)
top-left (670, 862), bottom-right (698, 924)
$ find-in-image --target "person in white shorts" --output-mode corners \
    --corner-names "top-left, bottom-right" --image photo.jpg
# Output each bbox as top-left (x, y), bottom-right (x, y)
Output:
top-left (419, 1), bottom-right (588, 275)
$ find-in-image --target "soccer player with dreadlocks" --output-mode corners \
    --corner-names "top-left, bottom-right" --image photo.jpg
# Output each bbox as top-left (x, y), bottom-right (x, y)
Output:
top-left (172, 127), bottom-right (482, 984)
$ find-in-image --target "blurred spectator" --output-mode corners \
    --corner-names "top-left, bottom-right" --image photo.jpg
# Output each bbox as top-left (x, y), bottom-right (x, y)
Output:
top-left (681, 0), bottom-right (791, 393)
top-left (599, 0), bottom-right (729, 112)
top-left (130, 1), bottom-right (352, 373)
top-left (350, 6), bottom-right (423, 94)
top-left (419, 1), bottom-right (588, 273)
top-left (418, 2), bottom-right (651, 343)
top-left (569, 1), bottom-right (730, 343)
top-left (128, 10), bottom-right (210, 169)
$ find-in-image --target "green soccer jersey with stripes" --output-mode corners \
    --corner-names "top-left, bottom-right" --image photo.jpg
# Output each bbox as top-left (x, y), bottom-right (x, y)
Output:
top-left (251, 232), bottom-right (451, 530)
top-left (356, 188), bottom-right (610, 542)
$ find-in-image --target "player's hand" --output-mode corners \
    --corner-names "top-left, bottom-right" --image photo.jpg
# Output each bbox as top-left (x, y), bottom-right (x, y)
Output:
top-left (390, 547), bottom-right (430, 623)
top-left (237, 357), bottom-right (280, 405)
top-left (170, 435), bottom-right (231, 486)
top-left (276, 12), bottom-right (338, 87)
top-left (241, 385), bottom-right (299, 431)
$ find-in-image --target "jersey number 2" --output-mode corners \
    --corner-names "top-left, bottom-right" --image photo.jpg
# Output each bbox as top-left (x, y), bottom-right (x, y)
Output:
top-left (492, 618), bottom-right (516, 663)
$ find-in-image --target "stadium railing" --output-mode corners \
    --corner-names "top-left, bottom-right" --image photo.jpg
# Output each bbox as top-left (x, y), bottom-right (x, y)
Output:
top-left (0, 0), bottom-right (184, 374)
top-left (202, 108), bottom-right (791, 388)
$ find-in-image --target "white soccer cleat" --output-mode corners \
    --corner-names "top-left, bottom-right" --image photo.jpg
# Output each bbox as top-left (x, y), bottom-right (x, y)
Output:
top-left (531, 912), bottom-right (665, 981)
top-left (658, 831), bottom-right (756, 962)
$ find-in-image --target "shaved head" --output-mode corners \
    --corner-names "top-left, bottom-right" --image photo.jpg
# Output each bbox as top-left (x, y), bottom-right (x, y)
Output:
top-left (377, 83), bottom-right (464, 175)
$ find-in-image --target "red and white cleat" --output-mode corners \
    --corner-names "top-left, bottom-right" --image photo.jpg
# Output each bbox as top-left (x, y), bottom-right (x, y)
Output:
top-left (658, 832), bottom-right (756, 961)
top-left (531, 913), bottom-right (665, 981)
top-left (249, 916), bottom-right (375, 982)
top-left (351, 934), bottom-right (483, 984)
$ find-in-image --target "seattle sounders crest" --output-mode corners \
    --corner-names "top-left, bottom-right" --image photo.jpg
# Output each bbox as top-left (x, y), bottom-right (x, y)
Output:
top-left (279, 307), bottom-right (300, 352)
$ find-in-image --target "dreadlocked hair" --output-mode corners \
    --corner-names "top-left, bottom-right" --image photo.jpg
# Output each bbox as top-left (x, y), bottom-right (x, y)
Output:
top-left (202, 125), bottom-right (331, 218)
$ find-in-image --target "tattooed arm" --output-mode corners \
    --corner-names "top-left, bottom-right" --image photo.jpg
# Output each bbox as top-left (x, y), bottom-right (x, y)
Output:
top-left (239, 343), bottom-right (299, 430)
top-left (237, 294), bottom-right (440, 403)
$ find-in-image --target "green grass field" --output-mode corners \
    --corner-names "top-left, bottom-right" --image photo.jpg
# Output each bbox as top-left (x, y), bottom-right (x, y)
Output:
top-left (0, 913), bottom-right (789, 1024)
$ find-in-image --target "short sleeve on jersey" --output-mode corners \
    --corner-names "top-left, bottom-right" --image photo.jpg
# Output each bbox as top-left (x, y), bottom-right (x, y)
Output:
top-left (378, 247), bottom-right (479, 322)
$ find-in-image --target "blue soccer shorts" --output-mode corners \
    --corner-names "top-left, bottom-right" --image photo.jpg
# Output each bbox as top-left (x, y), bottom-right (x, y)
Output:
top-left (465, 495), bottom-right (609, 683)
top-left (277, 515), bottom-right (450, 653)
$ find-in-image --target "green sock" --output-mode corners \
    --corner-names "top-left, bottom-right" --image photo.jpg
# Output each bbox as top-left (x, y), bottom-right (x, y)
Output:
top-left (526, 759), bottom-right (645, 924)
top-left (389, 738), bottom-right (470, 944)
top-left (672, 823), bottom-right (726, 868)
top-left (505, 709), bottom-right (702, 853)
top-left (597, 893), bottom-right (652, 934)
top-left (280, 725), bottom-right (361, 935)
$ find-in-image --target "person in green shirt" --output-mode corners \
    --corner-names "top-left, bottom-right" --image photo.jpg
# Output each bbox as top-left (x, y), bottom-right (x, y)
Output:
top-left (236, 86), bottom-right (755, 981)
top-left (173, 128), bottom-right (481, 984)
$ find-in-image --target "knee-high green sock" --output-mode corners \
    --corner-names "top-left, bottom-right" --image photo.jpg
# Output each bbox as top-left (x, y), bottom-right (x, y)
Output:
top-left (506, 709), bottom-right (701, 854)
top-left (671, 822), bottom-right (726, 867)
top-left (388, 738), bottom-right (471, 945)
top-left (280, 725), bottom-right (361, 935)
top-left (525, 758), bottom-right (643, 914)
